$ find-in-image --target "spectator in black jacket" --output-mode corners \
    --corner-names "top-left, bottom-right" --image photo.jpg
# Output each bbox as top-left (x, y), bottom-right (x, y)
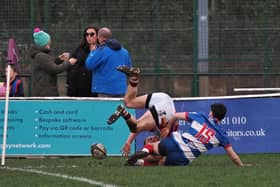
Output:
top-left (66, 26), bottom-right (99, 97)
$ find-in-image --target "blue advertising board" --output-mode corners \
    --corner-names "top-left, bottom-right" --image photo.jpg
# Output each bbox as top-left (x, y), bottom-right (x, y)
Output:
top-left (0, 99), bottom-right (134, 156)
top-left (1, 95), bottom-right (279, 156)
top-left (135, 95), bottom-right (280, 154)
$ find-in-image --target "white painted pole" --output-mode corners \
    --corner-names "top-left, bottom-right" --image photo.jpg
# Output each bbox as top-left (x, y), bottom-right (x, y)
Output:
top-left (234, 88), bottom-right (280, 92)
top-left (1, 65), bottom-right (11, 166)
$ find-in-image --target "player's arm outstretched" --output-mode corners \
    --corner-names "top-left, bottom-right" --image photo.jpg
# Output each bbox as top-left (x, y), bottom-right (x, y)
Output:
top-left (122, 132), bottom-right (137, 157)
top-left (224, 146), bottom-right (244, 166)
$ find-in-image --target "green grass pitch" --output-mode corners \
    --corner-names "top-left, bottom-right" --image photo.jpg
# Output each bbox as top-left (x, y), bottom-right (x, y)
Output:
top-left (0, 153), bottom-right (279, 187)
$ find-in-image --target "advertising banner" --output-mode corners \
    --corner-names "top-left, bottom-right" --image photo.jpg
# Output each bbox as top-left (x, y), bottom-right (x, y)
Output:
top-left (136, 96), bottom-right (280, 154)
top-left (0, 99), bottom-right (133, 156)
top-left (1, 95), bottom-right (279, 156)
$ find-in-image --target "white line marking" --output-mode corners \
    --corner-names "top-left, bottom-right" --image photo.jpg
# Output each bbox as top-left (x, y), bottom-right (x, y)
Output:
top-left (1, 166), bottom-right (119, 187)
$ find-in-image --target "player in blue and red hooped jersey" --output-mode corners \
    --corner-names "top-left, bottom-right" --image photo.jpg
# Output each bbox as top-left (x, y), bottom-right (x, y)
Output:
top-left (127, 103), bottom-right (244, 167)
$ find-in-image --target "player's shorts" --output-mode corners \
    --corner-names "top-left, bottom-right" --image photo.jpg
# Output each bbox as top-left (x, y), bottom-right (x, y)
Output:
top-left (158, 136), bottom-right (189, 166)
top-left (145, 92), bottom-right (175, 128)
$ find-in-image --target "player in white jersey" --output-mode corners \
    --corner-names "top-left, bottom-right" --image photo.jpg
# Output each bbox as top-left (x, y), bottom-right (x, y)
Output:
top-left (107, 65), bottom-right (176, 156)
top-left (126, 103), bottom-right (244, 166)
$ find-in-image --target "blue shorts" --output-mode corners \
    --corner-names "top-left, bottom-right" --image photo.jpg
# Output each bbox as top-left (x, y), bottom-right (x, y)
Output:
top-left (158, 137), bottom-right (189, 166)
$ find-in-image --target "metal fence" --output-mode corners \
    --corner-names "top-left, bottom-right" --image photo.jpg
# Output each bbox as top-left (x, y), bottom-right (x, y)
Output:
top-left (0, 0), bottom-right (279, 97)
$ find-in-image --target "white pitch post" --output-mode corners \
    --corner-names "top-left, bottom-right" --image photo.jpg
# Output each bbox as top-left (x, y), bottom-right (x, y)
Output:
top-left (234, 88), bottom-right (280, 92)
top-left (1, 64), bottom-right (11, 166)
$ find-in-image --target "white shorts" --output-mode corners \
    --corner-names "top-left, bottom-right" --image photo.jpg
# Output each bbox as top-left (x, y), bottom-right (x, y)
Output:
top-left (145, 92), bottom-right (176, 128)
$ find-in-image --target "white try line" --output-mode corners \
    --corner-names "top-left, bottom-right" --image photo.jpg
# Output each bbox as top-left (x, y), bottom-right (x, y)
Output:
top-left (0, 166), bottom-right (119, 187)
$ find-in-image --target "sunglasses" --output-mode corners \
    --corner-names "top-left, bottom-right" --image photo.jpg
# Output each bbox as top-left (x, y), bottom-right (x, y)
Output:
top-left (85, 32), bottom-right (96, 37)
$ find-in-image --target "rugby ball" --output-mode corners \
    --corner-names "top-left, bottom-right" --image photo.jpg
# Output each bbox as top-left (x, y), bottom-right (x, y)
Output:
top-left (90, 143), bottom-right (107, 160)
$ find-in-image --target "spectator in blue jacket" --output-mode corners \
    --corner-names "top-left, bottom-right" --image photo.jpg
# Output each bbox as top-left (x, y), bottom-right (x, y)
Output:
top-left (85, 27), bottom-right (132, 97)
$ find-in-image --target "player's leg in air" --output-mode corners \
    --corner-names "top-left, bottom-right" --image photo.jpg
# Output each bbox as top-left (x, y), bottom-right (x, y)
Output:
top-left (107, 65), bottom-right (176, 156)
top-left (107, 65), bottom-right (158, 134)
top-left (118, 65), bottom-right (146, 108)
top-left (107, 65), bottom-right (143, 124)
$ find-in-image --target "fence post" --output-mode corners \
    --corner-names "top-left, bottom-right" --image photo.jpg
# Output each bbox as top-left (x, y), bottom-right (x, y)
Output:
top-left (198, 0), bottom-right (209, 96)
top-left (44, 0), bottom-right (49, 29)
top-left (152, 0), bottom-right (161, 91)
top-left (192, 0), bottom-right (199, 96)
top-left (263, 0), bottom-right (271, 88)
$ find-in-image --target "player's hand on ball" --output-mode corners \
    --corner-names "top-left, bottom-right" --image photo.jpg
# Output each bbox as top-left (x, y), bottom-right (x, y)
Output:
top-left (122, 142), bottom-right (130, 157)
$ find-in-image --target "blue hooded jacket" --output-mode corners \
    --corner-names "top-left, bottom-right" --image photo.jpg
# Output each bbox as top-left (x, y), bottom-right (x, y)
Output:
top-left (85, 39), bottom-right (132, 95)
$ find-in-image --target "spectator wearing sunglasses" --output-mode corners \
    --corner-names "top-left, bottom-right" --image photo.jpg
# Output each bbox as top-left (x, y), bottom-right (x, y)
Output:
top-left (85, 27), bottom-right (132, 97)
top-left (66, 26), bottom-right (99, 97)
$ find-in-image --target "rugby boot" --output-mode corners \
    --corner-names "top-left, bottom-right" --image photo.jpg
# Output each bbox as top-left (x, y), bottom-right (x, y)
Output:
top-left (107, 105), bottom-right (126, 125)
top-left (116, 65), bottom-right (140, 77)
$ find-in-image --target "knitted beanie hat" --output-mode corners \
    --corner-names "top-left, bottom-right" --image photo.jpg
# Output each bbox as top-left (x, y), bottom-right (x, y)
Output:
top-left (33, 27), bottom-right (51, 47)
